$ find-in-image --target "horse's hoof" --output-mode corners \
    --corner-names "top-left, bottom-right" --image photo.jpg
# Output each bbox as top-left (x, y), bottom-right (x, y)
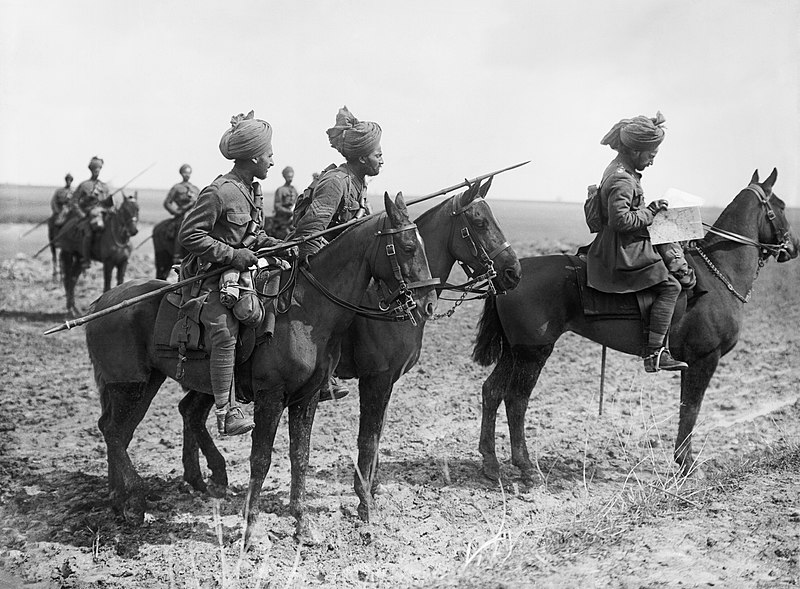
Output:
top-left (122, 497), bottom-right (146, 526)
top-left (183, 476), bottom-right (207, 493)
top-left (357, 501), bottom-right (374, 523)
top-left (482, 459), bottom-right (501, 482)
top-left (295, 516), bottom-right (324, 546)
top-left (519, 468), bottom-right (537, 485)
top-left (206, 479), bottom-right (228, 498)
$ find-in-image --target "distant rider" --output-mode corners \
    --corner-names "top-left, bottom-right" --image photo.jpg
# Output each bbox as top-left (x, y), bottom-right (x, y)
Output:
top-left (271, 165), bottom-right (298, 239)
top-left (50, 173), bottom-right (74, 229)
top-left (163, 163), bottom-right (199, 263)
top-left (71, 157), bottom-right (112, 269)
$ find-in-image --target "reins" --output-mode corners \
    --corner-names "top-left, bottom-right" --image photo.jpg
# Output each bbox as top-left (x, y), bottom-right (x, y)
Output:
top-left (294, 216), bottom-right (439, 326)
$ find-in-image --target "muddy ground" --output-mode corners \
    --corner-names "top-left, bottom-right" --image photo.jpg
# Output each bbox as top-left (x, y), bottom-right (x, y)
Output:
top-left (0, 224), bottom-right (798, 588)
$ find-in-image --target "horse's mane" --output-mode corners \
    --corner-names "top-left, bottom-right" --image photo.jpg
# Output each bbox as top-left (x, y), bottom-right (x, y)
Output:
top-left (413, 192), bottom-right (459, 225)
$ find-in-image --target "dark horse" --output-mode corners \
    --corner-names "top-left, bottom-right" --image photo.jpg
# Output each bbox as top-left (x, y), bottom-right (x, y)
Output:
top-left (58, 193), bottom-right (140, 316)
top-left (152, 216), bottom-right (187, 279)
top-left (177, 179), bottom-right (524, 524)
top-left (46, 216), bottom-right (63, 281)
top-left (84, 192), bottom-right (437, 544)
top-left (472, 169), bottom-right (798, 481)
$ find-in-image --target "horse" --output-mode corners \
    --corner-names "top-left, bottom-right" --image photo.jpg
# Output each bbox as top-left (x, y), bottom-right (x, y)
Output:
top-left (176, 178), bottom-right (524, 524)
top-left (58, 193), bottom-right (140, 316)
top-left (84, 192), bottom-right (438, 545)
top-left (472, 169), bottom-right (798, 482)
top-left (151, 215), bottom-right (186, 279)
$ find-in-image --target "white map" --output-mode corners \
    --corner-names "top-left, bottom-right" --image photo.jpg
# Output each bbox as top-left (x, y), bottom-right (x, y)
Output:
top-left (647, 188), bottom-right (705, 245)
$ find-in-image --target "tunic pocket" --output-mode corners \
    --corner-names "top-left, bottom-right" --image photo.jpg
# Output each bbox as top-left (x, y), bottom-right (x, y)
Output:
top-left (226, 210), bottom-right (251, 226)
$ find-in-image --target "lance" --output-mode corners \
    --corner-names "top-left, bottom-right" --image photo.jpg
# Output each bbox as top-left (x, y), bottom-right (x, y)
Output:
top-left (43, 161), bottom-right (529, 335)
top-left (134, 234), bottom-right (153, 250)
top-left (19, 217), bottom-right (51, 239)
top-left (33, 163), bottom-right (157, 258)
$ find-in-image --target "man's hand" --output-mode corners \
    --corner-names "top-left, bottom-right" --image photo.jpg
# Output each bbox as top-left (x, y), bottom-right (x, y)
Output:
top-left (647, 199), bottom-right (669, 215)
top-left (230, 248), bottom-right (258, 271)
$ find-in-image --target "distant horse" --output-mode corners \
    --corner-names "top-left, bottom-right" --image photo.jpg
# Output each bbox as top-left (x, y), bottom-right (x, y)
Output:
top-left (151, 216), bottom-right (186, 279)
top-left (84, 192), bottom-right (438, 544)
top-left (58, 193), bottom-right (140, 316)
top-left (177, 178), bottom-right (524, 524)
top-left (46, 216), bottom-right (62, 281)
top-left (472, 169), bottom-right (798, 480)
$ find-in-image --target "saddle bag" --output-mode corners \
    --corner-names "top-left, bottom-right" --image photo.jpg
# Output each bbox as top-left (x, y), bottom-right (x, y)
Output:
top-left (584, 184), bottom-right (603, 234)
top-left (169, 295), bottom-right (205, 351)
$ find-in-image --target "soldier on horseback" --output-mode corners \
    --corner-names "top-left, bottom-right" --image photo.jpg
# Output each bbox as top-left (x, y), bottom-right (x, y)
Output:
top-left (162, 163), bottom-right (199, 263)
top-left (586, 112), bottom-right (688, 373)
top-left (287, 105), bottom-right (383, 400)
top-left (71, 156), bottom-right (113, 270)
top-left (50, 173), bottom-right (74, 229)
top-left (178, 111), bottom-right (281, 436)
top-left (271, 166), bottom-right (298, 239)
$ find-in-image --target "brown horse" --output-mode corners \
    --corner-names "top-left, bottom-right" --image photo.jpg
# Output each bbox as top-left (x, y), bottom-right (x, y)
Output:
top-left (176, 179), bottom-right (523, 524)
top-left (472, 169), bottom-right (798, 481)
top-left (84, 192), bottom-right (438, 544)
top-left (58, 193), bottom-right (140, 316)
top-left (151, 215), bottom-right (186, 279)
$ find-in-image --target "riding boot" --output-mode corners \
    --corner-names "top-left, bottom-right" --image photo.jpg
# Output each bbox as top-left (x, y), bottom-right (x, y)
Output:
top-left (644, 346), bottom-right (688, 373)
top-left (319, 376), bottom-right (350, 401)
top-left (210, 327), bottom-right (253, 436)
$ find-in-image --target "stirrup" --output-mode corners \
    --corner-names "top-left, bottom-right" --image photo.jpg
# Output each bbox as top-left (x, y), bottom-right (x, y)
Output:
top-left (644, 347), bottom-right (688, 373)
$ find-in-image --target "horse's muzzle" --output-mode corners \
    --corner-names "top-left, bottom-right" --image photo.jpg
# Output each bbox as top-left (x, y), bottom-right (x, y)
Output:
top-left (777, 234), bottom-right (799, 262)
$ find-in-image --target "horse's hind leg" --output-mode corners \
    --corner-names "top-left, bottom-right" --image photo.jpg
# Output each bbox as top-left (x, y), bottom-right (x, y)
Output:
top-left (355, 372), bottom-right (395, 523)
top-left (288, 397), bottom-right (321, 545)
top-left (479, 343), bottom-right (553, 482)
top-left (504, 344), bottom-right (554, 481)
top-left (116, 259), bottom-right (128, 286)
top-left (179, 389), bottom-right (228, 495)
top-left (675, 351), bottom-right (720, 476)
top-left (98, 373), bottom-right (166, 524)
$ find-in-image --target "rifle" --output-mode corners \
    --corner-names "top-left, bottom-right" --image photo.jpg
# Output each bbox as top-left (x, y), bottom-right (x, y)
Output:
top-left (43, 161), bottom-right (529, 335)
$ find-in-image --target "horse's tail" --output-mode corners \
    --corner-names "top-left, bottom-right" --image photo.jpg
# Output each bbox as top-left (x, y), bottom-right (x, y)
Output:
top-left (472, 296), bottom-right (508, 366)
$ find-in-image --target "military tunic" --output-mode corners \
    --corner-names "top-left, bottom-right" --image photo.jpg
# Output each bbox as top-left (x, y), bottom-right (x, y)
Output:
top-left (72, 178), bottom-right (110, 214)
top-left (289, 163), bottom-right (368, 259)
top-left (50, 186), bottom-right (73, 227)
top-left (586, 156), bottom-right (668, 293)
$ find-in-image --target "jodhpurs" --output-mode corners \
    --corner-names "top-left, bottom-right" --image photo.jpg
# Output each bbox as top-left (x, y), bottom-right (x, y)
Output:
top-left (648, 274), bottom-right (681, 349)
top-left (201, 290), bottom-right (240, 408)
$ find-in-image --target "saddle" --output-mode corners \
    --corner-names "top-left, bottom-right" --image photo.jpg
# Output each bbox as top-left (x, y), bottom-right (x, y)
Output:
top-left (566, 253), bottom-right (689, 353)
top-left (152, 258), bottom-right (295, 399)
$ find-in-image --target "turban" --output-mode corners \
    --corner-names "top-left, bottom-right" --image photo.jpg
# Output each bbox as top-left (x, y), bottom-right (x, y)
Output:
top-left (601, 111), bottom-right (666, 152)
top-left (282, 166), bottom-right (294, 175)
top-left (219, 110), bottom-right (273, 161)
top-left (179, 163), bottom-right (191, 174)
top-left (326, 106), bottom-right (382, 159)
top-left (65, 173), bottom-right (73, 181)
top-left (89, 156), bottom-right (104, 169)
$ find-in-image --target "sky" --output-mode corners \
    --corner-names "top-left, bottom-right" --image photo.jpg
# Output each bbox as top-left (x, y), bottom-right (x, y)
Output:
top-left (1, 0), bottom-right (798, 208)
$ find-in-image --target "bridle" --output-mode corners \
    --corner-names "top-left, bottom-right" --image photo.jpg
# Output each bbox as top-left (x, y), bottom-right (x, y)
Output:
top-left (299, 215), bottom-right (439, 326)
top-left (427, 196), bottom-right (512, 321)
top-left (691, 183), bottom-right (792, 303)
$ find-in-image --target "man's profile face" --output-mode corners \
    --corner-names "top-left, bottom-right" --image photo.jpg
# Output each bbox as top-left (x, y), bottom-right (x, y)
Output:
top-left (253, 147), bottom-right (274, 180)
top-left (89, 164), bottom-right (102, 179)
top-left (362, 147), bottom-right (383, 177)
top-left (632, 148), bottom-right (658, 171)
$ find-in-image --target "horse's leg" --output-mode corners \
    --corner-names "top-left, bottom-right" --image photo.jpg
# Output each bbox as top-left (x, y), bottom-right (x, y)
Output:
top-left (61, 252), bottom-right (81, 317)
top-left (288, 397), bottom-right (321, 545)
top-left (50, 246), bottom-right (58, 281)
top-left (178, 389), bottom-right (228, 495)
top-left (504, 344), bottom-right (554, 481)
top-left (116, 258), bottom-right (128, 286)
top-left (97, 372), bottom-right (166, 524)
top-left (243, 391), bottom-right (285, 549)
top-left (479, 343), bottom-right (553, 482)
top-left (675, 351), bottom-right (720, 475)
top-left (355, 372), bottom-right (394, 523)
top-left (103, 260), bottom-right (113, 292)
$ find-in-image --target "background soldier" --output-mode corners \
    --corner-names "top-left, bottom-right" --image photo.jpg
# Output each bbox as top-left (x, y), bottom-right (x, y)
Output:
top-left (163, 163), bottom-right (199, 262)
top-left (271, 165), bottom-right (298, 239)
top-left (50, 173), bottom-right (74, 229)
top-left (71, 156), bottom-right (111, 269)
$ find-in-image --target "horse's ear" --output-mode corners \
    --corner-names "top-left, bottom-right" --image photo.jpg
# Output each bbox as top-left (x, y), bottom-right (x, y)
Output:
top-left (393, 191), bottom-right (408, 217)
top-left (763, 168), bottom-right (778, 192)
top-left (384, 191), bottom-right (401, 226)
top-left (478, 176), bottom-right (494, 199)
top-left (750, 170), bottom-right (760, 185)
